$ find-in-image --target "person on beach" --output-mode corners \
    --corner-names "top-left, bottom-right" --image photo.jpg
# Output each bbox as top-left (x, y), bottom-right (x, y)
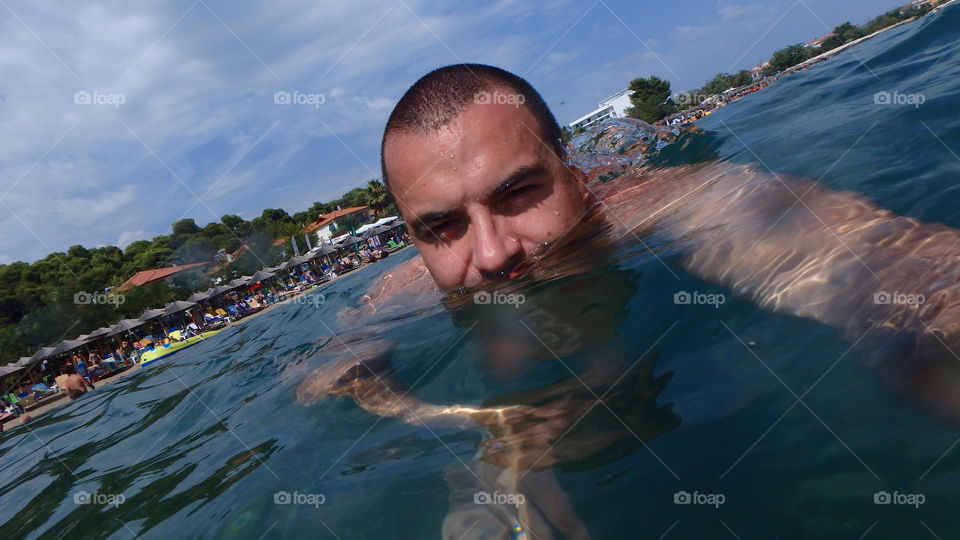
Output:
top-left (64, 367), bottom-right (96, 400)
top-left (298, 64), bottom-right (960, 538)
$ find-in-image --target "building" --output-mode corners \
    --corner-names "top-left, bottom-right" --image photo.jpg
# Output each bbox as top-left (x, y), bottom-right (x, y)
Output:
top-left (568, 89), bottom-right (634, 130)
top-left (303, 206), bottom-right (371, 242)
top-left (116, 262), bottom-right (208, 291)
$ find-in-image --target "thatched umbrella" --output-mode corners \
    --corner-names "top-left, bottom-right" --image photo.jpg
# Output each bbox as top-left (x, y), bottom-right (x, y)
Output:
top-left (187, 290), bottom-right (211, 303)
top-left (162, 300), bottom-right (197, 316)
top-left (107, 318), bottom-right (146, 337)
top-left (139, 308), bottom-right (167, 321)
top-left (246, 269), bottom-right (277, 287)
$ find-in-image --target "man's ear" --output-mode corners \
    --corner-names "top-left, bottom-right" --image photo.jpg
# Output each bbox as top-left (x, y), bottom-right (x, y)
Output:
top-left (566, 162), bottom-right (595, 203)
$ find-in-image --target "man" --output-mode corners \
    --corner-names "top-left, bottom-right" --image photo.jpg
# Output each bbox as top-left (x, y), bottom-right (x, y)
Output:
top-left (298, 64), bottom-right (960, 537)
top-left (360, 63), bottom-right (960, 422)
top-left (64, 367), bottom-right (96, 401)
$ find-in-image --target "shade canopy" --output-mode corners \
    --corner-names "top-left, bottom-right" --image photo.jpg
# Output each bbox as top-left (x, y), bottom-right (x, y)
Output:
top-left (187, 290), bottom-right (210, 302)
top-left (29, 346), bottom-right (56, 363)
top-left (339, 236), bottom-right (364, 248)
top-left (304, 245), bottom-right (335, 259)
top-left (246, 270), bottom-right (276, 286)
top-left (49, 339), bottom-right (89, 356)
top-left (0, 365), bottom-right (26, 376)
top-left (361, 225), bottom-right (391, 240)
top-left (86, 326), bottom-right (112, 340)
top-left (139, 308), bottom-right (167, 321)
top-left (162, 300), bottom-right (197, 316)
top-left (16, 356), bottom-right (36, 367)
top-left (107, 318), bottom-right (146, 336)
top-left (279, 255), bottom-right (310, 270)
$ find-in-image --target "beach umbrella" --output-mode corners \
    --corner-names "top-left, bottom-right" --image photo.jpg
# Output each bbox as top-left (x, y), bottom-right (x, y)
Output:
top-left (49, 339), bottom-right (89, 357)
top-left (187, 290), bottom-right (210, 302)
top-left (339, 235), bottom-right (364, 248)
top-left (162, 300), bottom-right (197, 316)
top-left (28, 346), bottom-right (56, 363)
top-left (139, 308), bottom-right (167, 321)
top-left (246, 270), bottom-right (276, 286)
top-left (107, 318), bottom-right (146, 337)
top-left (0, 364), bottom-right (26, 376)
top-left (361, 225), bottom-right (390, 240)
top-left (15, 356), bottom-right (35, 367)
top-left (228, 276), bottom-right (251, 289)
top-left (205, 284), bottom-right (237, 299)
top-left (87, 326), bottom-right (112, 340)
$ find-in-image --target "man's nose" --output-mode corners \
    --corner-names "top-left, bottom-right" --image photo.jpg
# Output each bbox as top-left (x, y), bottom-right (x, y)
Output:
top-left (471, 212), bottom-right (522, 280)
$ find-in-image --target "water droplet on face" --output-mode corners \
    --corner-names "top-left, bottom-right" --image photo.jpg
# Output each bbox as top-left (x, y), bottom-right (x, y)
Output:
top-left (554, 211), bottom-right (560, 216)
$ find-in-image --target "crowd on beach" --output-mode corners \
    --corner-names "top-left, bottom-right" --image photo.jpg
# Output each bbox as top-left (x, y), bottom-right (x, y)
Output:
top-left (0, 225), bottom-right (410, 428)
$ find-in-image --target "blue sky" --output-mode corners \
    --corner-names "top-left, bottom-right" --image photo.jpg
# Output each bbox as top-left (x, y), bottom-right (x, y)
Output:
top-left (0, 0), bottom-right (903, 263)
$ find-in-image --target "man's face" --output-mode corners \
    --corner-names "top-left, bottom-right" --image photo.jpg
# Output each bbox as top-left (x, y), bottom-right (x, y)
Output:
top-left (384, 99), bottom-right (590, 291)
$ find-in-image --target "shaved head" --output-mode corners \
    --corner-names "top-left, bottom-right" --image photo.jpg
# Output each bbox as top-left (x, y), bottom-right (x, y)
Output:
top-left (381, 63), bottom-right (564, 189)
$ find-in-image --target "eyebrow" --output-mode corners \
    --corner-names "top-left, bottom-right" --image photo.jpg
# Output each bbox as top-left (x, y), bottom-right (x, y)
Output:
top-left (411, 164), bottom-right (547, 238)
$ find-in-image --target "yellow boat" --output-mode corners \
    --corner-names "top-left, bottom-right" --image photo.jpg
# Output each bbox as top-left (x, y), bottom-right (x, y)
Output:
top-left (139, 330), bottom-right (222, 366)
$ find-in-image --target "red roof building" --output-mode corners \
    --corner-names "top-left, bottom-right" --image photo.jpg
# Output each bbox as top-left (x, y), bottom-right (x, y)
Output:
top-left (303, 206), bottom-right (370, 239)
top-left (117, 262), bottom-right (208, 291)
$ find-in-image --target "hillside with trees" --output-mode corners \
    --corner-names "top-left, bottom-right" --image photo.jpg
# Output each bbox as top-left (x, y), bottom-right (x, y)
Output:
top-left (0, 179), bottom-right (396, 365)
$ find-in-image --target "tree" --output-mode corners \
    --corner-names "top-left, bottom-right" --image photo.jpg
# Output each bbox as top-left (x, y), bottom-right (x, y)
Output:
top-left (364, 179), bottom-right (391, 217)
top-left (764, 44), bottom-right (812, 75)
top-left (171, 218), bottom-right (200, 236)
top-left (624, 76), bottom-right (676, 124)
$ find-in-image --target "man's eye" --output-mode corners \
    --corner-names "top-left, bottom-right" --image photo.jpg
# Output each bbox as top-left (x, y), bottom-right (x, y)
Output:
top-left (430, 219), bottom-right (459, 236)
top-left (505, 185), bottom-right (536, 199)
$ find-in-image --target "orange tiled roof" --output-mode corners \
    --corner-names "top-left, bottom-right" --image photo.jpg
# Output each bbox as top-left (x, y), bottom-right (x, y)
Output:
top-left (117, 262), bottom-right (207, 291)
top-left (303, 206), bottom-right (368, 233)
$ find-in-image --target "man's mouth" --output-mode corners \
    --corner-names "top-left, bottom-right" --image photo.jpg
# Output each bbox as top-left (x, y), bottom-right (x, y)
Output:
top-left (503, 259), bottom-right (534, 281)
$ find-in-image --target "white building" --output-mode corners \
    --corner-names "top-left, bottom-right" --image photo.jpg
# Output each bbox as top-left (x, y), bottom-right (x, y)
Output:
top-left (568, 89), bottom-right (634, 130)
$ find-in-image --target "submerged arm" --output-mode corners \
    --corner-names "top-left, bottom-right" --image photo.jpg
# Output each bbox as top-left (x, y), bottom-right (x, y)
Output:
top-left (658, 162), bottom-right (960, 422)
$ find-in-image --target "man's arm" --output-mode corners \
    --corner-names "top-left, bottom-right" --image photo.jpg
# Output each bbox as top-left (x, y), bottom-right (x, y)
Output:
top-left (636, 162), bottom-right (960, 423)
